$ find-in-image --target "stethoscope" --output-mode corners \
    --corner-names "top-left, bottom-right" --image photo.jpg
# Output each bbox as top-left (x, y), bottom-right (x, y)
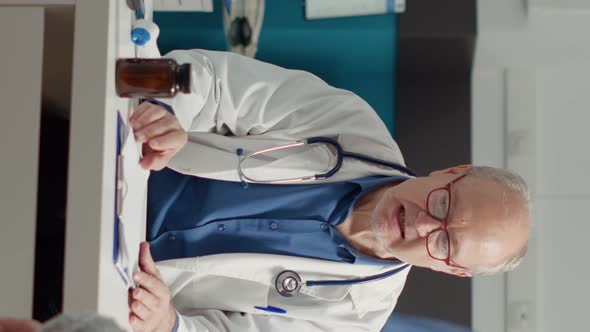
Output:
top-left (236, 136), bottom-right (417, 186)
top-left (236, 136), bottom-right (417, 297)
top-left (274, 264), bottom-right (411, 297)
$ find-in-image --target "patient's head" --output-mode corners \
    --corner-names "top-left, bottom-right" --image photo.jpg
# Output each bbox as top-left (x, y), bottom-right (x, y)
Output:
top-left (0, 312), bottom-right (125, 332)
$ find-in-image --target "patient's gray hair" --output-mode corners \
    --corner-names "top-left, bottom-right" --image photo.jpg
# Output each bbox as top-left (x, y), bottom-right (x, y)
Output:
top-left (464, 166), bottom-right (531, 275)
top-left (40, 312), bottom-right (125, 332)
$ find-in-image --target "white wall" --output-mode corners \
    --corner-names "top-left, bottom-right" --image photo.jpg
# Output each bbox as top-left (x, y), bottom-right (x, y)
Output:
top-left (0, 6), bottom-right (44, 318)
top-left (472, 1), bottom-right (590, 332)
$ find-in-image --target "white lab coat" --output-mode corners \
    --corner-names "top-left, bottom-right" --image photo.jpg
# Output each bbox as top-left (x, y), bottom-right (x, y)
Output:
top-left (153, 49), bottom-right (413, 332)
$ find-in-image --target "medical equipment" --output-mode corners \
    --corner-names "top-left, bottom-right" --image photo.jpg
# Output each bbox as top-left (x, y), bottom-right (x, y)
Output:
top-left (236, 136), bottom-right (417, 185)
top-left (229, 17), bottom-right (253, 47)
top-left (223, 0), bottom-right (265, 58)
top-left (275, 264), bottom-right (410, 297)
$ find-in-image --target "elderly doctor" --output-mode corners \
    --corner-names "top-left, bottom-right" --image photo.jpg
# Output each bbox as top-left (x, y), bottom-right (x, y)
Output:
top-left (126, 49), bottom-right (531, 332)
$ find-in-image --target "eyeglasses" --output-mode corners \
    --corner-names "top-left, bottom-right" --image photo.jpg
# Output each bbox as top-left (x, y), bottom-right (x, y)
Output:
top-left (425, 173), bottom-right (468, 269)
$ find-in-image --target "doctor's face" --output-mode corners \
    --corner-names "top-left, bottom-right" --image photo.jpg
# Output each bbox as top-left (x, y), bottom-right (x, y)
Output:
top-left (371, 165), bottom-right (530, 276)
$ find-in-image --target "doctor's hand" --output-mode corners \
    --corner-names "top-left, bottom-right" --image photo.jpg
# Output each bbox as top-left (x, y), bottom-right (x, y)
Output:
top-left (130, 102), bottom-right (188, 171)
top-left (129, 242), bottom-right (177, 332)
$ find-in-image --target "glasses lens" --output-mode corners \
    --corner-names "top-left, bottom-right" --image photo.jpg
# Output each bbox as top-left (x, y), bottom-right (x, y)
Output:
top-left (427, 229), bottom-right (450, 260)
top-left (427, 188), bottom-right (449, 220)
top-left (238, 142), bottom-right (335, 183)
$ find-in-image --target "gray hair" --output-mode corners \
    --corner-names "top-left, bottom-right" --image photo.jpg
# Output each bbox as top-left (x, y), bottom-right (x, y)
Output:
top-left (39, 312), bottom-right (125, 332)
top-left (463, 166), bottom-right (531, 275)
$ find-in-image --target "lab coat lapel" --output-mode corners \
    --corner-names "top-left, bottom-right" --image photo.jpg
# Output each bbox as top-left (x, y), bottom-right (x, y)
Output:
top-left (349, 265), bottom-right (411, 318)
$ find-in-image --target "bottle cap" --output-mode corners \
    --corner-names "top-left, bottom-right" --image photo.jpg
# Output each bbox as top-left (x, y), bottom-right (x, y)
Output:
top-left (131, 19), bottom-right (160, 47)
top-left (131, 27), bottom-right (150, 46)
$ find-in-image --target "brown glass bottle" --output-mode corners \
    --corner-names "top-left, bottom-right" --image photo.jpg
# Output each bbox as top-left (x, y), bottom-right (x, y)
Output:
top-left (115, 58), bottom-right (191, 98)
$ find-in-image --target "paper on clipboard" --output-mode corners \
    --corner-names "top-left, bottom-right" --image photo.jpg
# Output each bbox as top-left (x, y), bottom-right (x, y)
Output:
top-left (115, 121), bottom-right (150, 289)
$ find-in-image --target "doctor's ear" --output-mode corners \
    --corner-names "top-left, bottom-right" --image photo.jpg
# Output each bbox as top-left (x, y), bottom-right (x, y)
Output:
top-left (429, 164), bottom-right (472, 177)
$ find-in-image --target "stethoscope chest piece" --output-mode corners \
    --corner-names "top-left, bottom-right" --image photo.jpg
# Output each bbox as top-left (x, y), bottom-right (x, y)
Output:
top-left (275, 270), bottom-right (302, 297)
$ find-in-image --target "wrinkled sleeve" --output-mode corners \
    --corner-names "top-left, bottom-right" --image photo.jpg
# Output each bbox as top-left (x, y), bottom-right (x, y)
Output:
top-left (158, 49), bottom-right (394, 148)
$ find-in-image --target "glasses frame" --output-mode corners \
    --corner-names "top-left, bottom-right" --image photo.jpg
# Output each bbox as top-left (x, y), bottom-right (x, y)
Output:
top-left (425, 173), bottom-right (468, 269)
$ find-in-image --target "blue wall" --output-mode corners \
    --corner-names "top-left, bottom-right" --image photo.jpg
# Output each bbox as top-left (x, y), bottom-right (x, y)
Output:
top-left (155, 0), bottom-right (397, 134)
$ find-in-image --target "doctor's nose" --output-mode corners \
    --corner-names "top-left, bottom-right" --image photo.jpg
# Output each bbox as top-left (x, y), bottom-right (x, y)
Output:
top-left (414, 211), bottom-right (444, 238)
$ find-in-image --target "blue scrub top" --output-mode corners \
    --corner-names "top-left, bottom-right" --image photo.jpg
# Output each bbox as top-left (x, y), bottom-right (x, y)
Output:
top-left (147, 167), bottom-right (408, 266)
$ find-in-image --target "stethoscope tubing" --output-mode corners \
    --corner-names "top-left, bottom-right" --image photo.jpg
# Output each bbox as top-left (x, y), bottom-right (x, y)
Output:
top-left (305, 263), bottom-right (410, 287)
top-left (236, 136), bottom-right (417, 185)
top-left (305, 137), bottom-right (418, 179)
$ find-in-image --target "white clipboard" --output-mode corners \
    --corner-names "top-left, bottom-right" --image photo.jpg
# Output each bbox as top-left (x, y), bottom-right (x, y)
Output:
top-left (114, 111), bottom-right (150, 288)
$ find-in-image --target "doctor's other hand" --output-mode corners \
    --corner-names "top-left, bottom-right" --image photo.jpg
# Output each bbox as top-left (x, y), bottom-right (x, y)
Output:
top-left (130, 102), bottom-right (188, 171)
top-left (129, 242), bottom-right (176, 332)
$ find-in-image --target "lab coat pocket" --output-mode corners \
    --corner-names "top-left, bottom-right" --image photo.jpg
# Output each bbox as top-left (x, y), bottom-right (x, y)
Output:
top-left (265, 281), bottom-right (360, 326)
top-left (298, 283), bottom-right (351, 302)
top-left (174, 275), bottom-right (269, 315)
